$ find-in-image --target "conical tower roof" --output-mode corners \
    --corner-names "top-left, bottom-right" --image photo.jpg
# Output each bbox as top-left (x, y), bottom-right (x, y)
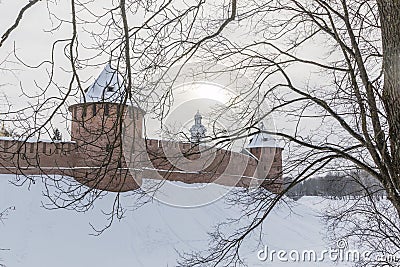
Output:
top-left (246, 122), bottom-right (282, 148)
top-left (83, 64), bottom-right (127, 104)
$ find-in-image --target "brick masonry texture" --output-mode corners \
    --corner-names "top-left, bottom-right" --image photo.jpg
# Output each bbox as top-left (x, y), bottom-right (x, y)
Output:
top-left (0, 102), bottom-right (283, 193)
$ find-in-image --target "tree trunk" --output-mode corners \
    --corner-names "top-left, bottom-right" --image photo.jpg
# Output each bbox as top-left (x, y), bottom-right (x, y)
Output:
top-left (377, 0), bottom-right (400, 215)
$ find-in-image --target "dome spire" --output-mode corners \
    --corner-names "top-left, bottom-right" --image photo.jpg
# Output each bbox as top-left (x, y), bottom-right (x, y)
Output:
top-left (190, 111), bottom-right (206, 143)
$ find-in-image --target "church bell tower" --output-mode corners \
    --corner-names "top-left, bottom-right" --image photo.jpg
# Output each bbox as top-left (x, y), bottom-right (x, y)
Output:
top-left (189, 111), bottom-right (207, 143)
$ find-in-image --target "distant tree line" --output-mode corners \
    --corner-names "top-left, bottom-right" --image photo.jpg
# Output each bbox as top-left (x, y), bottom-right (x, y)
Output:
top-left (285, 172), bottom-right (386, 200)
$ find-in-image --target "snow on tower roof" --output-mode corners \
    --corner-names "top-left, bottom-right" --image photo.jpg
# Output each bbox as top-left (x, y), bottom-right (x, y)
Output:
top-left (83, 63), bottom-right (128, 105)
top-left (246, 122), bottom-right (283, 148)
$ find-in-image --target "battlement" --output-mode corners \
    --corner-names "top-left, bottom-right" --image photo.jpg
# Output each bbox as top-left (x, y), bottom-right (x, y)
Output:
top-left (0, 65), bottom-right (283, 194)
top-left (0, 132), bottom-right (283, 193)
top-left (0, 137), bottom-right (76, 154)
top-left (0, 137), bottom-right (76, 176)
top-left (144, 138), bottom-right (282, 191)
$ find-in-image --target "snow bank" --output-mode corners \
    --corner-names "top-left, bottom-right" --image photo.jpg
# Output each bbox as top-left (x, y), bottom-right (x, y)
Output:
top-left (0, 175), bottom-right (338, 266)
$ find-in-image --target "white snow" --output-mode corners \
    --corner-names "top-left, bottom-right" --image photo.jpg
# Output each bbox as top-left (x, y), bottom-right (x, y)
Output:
top-left (0, 136), bottom-right (75, 143)
top-left (0, 174), bottom-right (341, 266)
top-left (246, 122), bottom-right (283, 149)
top-left (84, 64), bottom-right (128, 105)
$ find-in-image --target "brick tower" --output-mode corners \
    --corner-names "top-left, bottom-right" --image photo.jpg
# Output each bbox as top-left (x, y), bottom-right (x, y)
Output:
top-left (246, 122), bottom-right (283, 192)
top-left (68, 64), bottom-right (144, 191)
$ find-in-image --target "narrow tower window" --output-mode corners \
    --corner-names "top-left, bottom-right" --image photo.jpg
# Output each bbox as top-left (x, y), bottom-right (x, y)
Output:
top-left (104, 104), bottom-right (109, 116)
top-left (92, 104), bottom-right (97, 116)
top-left (73, 106), bottom-right (77, 120)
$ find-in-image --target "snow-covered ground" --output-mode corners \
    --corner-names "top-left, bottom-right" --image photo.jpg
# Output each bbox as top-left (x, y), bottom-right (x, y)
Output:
top-left (0, 174), bottom-right (345, 266)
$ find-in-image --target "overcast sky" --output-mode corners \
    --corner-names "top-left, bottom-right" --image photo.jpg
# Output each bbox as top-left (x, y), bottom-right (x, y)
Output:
top-left (0, 1), bottom-right (328, 143)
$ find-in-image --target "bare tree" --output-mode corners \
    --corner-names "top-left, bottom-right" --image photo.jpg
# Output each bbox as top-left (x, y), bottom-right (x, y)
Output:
top-left (325, 180), bottom-right (400, 267)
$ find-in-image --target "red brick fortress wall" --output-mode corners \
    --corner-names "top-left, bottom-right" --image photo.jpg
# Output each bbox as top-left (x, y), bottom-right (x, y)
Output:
top-left (0, 103), bottom-right (283, 194)
top-left (0, 139), bottom-right (77, 176)
top-left (144, 139), bottom-right (283, 193)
